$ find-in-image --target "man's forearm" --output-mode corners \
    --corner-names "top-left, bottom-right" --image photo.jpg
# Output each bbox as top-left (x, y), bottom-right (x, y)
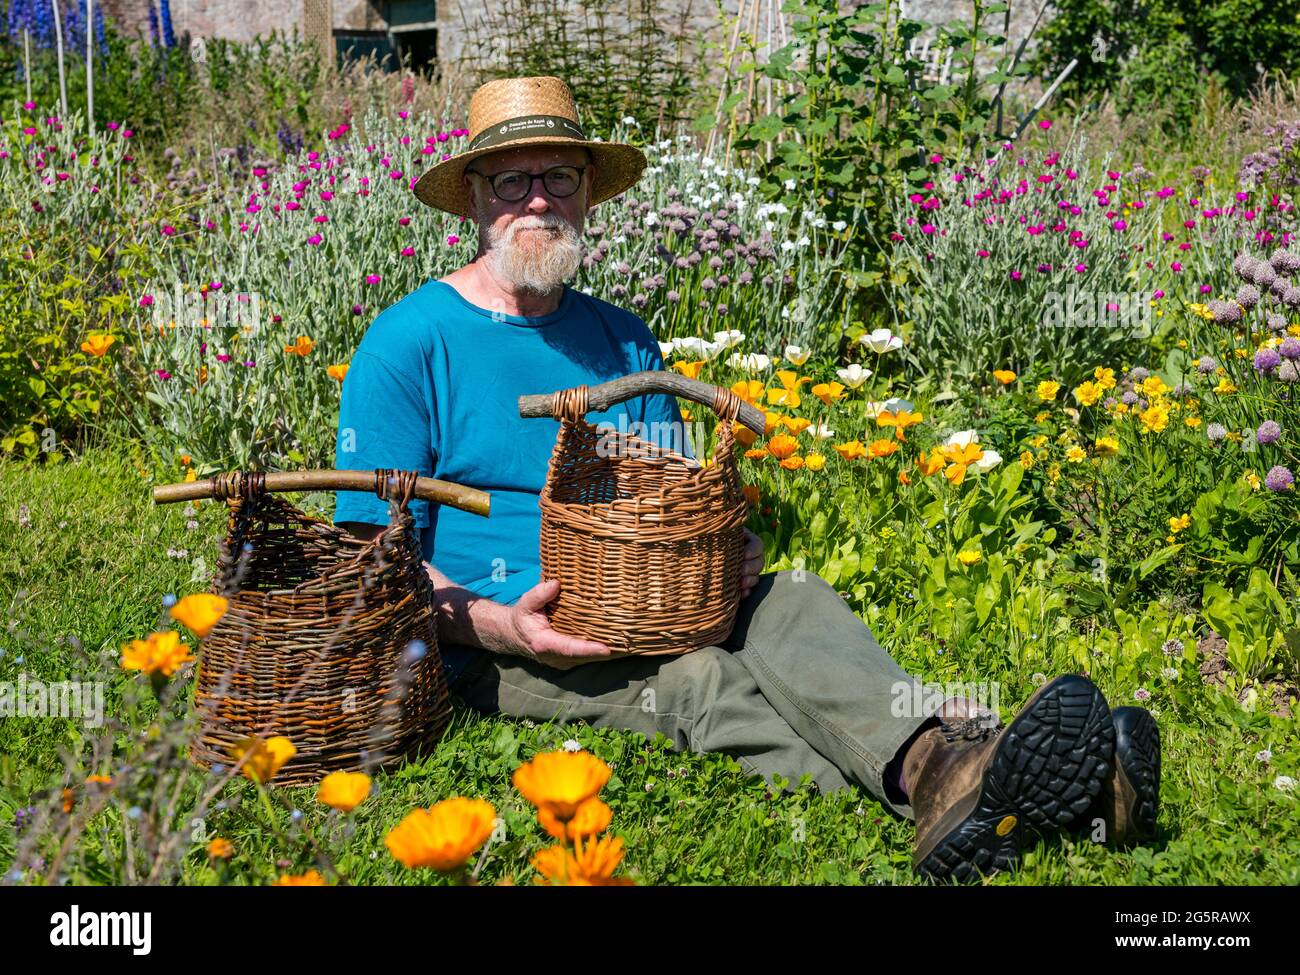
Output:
top-left (424, 562), bottom-right (518, 656)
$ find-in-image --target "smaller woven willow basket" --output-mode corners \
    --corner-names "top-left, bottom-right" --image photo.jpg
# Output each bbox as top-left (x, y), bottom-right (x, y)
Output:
top-left (536, 380), bottom-right (752, 657)
top-left (183, 469), bottom-right (471, 786)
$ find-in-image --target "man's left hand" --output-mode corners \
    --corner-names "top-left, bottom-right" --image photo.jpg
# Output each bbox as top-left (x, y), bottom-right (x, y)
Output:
top-left (739, 527), bottom-right (764, 600)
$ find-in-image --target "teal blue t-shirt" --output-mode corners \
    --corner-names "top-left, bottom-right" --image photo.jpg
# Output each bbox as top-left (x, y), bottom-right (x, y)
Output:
top-left (332, 278), bottom-right (692, 608)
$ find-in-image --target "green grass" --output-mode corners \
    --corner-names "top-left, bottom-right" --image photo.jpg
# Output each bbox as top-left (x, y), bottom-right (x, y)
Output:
top-left (1, 448), bottom-right (1297, 885)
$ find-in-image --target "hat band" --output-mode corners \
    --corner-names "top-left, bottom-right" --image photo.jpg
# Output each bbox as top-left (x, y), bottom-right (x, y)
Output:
top-left (467, 114), bottom-right (587, 153)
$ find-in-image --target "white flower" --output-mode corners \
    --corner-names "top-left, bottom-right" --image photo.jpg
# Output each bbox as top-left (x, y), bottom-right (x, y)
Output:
top-left (943, 429), bottom-right (980, 449)
top-left (784, 344), bottom-right (811, 366)
top-left (971, 449), bottom-right (1002, 473)
top-left (795, 235), bottom-right (810, 247)
top-left (746, 176), bottom-right (760, 186)
top-left (563, 738), bottom-right (582, 752)
top-left (859, 328), bottom-right (904, 354)
top-left (1256, 749), bottom-right (1272, 763)
top-left (673, 336), bottom-right (722, 359)
top-left (645, 211), bottom-right (659, 227)
top-left (1161, 667), bottom-right (1178, 681)
top-left (1275, 775), bottom-right (1296, 792)
top-left (712, 329), bottom-right (746, 350)
top-left (832, 220), bottom-right (847, 231)
top-left (781, 240), bottom-right (797, 253)
top-left (812, 218), bottom-right (826, 229)
top-left (621, 115), bottom-right (637, 126)
top-left (883, 397), bottom-right (915, 414)
top-left (808, 421), bottom-right (835, 440)
top-left (862, 400), bottom-right (887, 420)
top-left (784, 178), bottom-right (796, 190)
top-left (658, 341), bottom-right (675, 359)
top-left (764, 221), bottom-right (775, 232)
top-left (835, 363), bottom-right (872, 389)
top-left (726, 352), bottom-right (771, 372)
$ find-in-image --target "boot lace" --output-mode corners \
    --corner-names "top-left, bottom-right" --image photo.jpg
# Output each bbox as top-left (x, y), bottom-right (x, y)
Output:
top-left (938, 715), bottom-right (1003, 743)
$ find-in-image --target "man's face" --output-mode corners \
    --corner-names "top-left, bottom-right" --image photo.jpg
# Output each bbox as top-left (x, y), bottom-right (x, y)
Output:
top-left (464, 145), bottom-right (594, 296)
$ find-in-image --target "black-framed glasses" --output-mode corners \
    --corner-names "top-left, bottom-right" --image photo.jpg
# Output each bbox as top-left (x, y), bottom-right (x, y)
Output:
top-left (467, 164), bottom-right (587, 202)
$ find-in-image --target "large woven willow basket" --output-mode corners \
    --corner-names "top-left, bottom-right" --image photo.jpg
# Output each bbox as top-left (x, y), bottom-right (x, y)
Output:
top-left (152, 468), bottom-right (490, 786)
top-left (519, 371), bottom-right (767, 658)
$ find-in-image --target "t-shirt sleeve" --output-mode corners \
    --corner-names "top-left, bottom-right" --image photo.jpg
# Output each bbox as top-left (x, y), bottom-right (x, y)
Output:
top-left (630, 316), bottom-right (696, 462)
top-left (333, 349), bottom-right (437, 528)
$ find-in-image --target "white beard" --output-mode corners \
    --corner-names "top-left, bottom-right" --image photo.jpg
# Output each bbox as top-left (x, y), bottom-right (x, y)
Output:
top-left (481, 211), bottom-right (586, 296)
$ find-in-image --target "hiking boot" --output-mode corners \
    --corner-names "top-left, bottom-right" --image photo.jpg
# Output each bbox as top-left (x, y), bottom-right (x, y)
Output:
top-left (903, 674), bottom-right (1114, 883)
top-left (1067, 706), bottom-right (1161, 846)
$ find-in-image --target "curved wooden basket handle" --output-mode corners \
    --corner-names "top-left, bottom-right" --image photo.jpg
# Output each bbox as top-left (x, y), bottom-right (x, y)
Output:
top-left (517, 370), bottom-right (766, 435)
top-left (152, 468), bottom-right (491, 518)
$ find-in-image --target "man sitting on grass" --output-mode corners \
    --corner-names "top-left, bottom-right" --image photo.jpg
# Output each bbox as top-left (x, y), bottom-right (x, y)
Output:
top-left (334, 75), bottom-right (1160, 882)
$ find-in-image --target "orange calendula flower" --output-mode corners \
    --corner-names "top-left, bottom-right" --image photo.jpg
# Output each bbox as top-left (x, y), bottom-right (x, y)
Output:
top-left (273, 869), bottom-right (328, 886)
top-left (80, 334), bottom-right (116, 357)
top-left (317, 771), bottom-right (372, 812)
top-left (876, 410), bottom-right (922, 441)
top-left (899, 470), bottom-right (912, 485)
top-left (197, 364), bottom-right (209, 385)
top-left (743, 448), bottom-right (768, 460)
top-left (169, 593), bottom-right (229, 638)
top-left (62, 788), bottom-right (75, 813)
top-left (284, 336), bottom-right (315, 356)
top-left (180, 453), bottom-right (192, 466)
top-left (811, 381), bottom-right (845, 406)
top-left (207, 837), bottom-right (234, 860)
top-left (85, 775), bottom-right (112, 787)
top-left (992, 369), bottom-right (1016, 385)
top-left (327, 363), bottom-right (349, 382)
top-left (229, 736), bottom-right (297, 785)
top-left (533, 834), bottom-right (635, 886)
top-left (867, 438), bottom-right (899, 458)
top-left (779, 455), bottom-right (805, 470)
top-left (833, 440), bottom-right (867, 461)
top-left (767, 433), bottom-right (799, 460)
top-left (386, 797), bottom-right (496, 871)
top-left (539, 796), bottom-right (612, 841)
top-left (671, 359), bottom-right (706, 379)
top-left (512, 750), bottom-right (611, 822)
top-left (120, 630), bottom-right (195, 678)
top-left (767, 370), bottom-right (811, 408)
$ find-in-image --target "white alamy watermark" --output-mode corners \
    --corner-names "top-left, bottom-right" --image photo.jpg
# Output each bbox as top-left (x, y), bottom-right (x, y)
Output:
top-left (0, 674), bottom-right (104, 728)
top-left (148, 282), bottom-right (263, 334)
top-left (49, 906), bottom-right (151, 955)
top-left (1040, 287), bottom-right (1153, 330)
top-left (593, 415), bottom-right (704, 460)
top-left (890, 680), bottom-right (1002, 723)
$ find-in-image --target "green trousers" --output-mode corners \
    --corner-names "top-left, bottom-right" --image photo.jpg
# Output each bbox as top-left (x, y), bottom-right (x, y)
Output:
top-left (442, 570), bottom-right (934, 819)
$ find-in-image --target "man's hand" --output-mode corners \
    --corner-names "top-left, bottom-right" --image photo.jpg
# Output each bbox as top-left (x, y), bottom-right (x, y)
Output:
top-left (497, 578), bottom-right (614, 670)
top-left (739, 527), bottom-right (764, 600)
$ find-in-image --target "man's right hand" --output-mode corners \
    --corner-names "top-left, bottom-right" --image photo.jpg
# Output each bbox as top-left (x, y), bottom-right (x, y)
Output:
top-left (495, 578), bottom-right (614, 670)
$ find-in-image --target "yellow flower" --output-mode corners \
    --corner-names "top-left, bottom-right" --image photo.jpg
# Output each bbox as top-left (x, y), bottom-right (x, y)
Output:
top-left (284, 335), bottom-right (315, 356)
top-left (766, 433), bottom-right (800, 460)
top-left (805, 453), bottom-right (826, 471)
top-left (386, 797), bottom-right (496, 871)
top-left (992, 369), bottom-right (1017, 384)
top-left (533, 834), bottom-right (634, 886)
top-left (1047, 462), bottom-right (1061, 483)
top-left (957, 550), bottom-right (982, 566)
top-left (273, 869), bottom-right (328, 886)
top-left (1093, 367), bottom-right (1116, 390)
top-left (1169, 514), bottom-right (1191, 533)
top-left (169, 593), bottom-right (229, 638)
top-left (1035, 410), bottom-right (1050, 423)
top-left (184, 468), bottom-right (197, 483)
top-left (1030, 434), bottom-right (1048, 448)
top-left (229, 736), bottom-right (297, 785)
top-left (1036, 380), bottom-right (1060, 402)
top-left (780, 416), bottom-right (811, 435)
top-left (779, 455), bottom-right (805, 470)
top-left (833, 440), bottom-right (867, 461)
top-left (730, 379), bottom-right (766, 406)
top-left (538, 797), bottom-right (612, 841)
top-left (512, 751), bottom-right (611, 821)
top-left (80, 334), bottom-right (116, 357)
top-left (207, 837), bottom-right (233, 860)
top-left (767, 370), bottom-right (811, 408)
top-left (1188, 302), bottom-right (1214, 321)
top-left (671, 359), bottom-right (706, 379)
top-left (877, 409), bottom-right (923, 441)
top-left (1019, 449), bottom-right (1035, 469)
top-left (1094, 436), bottom-right (1120, 457)
top-left (1066, 445), bottom-right (1086, 463)
top-left (1214, 377), bottom-right (1237, 395)
top-left (1073, 381), bottom-right (1102, 407)
top-left (327, 363), bottom-right (349, 382)
top-left (916, 448), bottom-right (946, 476)
top-left (1184, 415), bottom-right (1201, 428)
top-left (1140, 376), bottom-right (1169, 398)
top-left (1244, 470), bottom-right (1261, 491)
top-left (867, 438), bottom-right (899, 459)
top-left (120, 630), bottom-right (194, 678)
top-left (317, 771), bottom-right (372, 812)
top-left (811, 381), bottom-right (845, 406)
top-left (763, 412), bottom-right (783, 436)
top-left (1138, 403), bottom-right (1169, 434)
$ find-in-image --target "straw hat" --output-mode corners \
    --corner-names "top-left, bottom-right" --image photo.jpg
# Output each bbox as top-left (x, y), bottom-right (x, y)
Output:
top-left (412, 76), bottom-right (647, 219)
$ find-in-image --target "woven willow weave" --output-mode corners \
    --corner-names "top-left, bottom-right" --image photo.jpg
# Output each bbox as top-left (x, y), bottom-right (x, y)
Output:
top-left (538, 383), bottom-right (750, 657)
top-left (188, 469), bottom-right (451, 786)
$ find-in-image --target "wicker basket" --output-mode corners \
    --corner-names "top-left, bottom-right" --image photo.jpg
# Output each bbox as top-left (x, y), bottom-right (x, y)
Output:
top-left (523, 372), bottom-right (765, 657)
top-left (152, 468), bottom-right (490, 786)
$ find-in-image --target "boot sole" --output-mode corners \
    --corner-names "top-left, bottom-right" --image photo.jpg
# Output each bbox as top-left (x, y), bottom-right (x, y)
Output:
top-left (915, 675), bottom-right (1114, 883)
top-left (1111, 706), bottom-right (1161, 842)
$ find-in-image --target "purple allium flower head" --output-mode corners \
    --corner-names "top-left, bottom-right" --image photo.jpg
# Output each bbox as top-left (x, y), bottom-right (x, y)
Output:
top-left (1279, 360), bottom-right (1299, 383)
top-left (1255, 347), bottom-right (1282, 373)
top-left (666, 290), bottom-right (681, 304)
top-left (1254, 263), bottom-right (1277, 288)
top-left (1265, 465), bottom-right (1294, 491)
top-left (1206, 422), bottom-right (1227, 442)
top-left (1237, 284), bottom-right (1261, 308)
top-left (1197, 356), bottom-right (1218, 373)
top-left (1280, 337), bottom-right (1300, 360)
top-left (1103, 396), bottom-right (1117, 408)
top-left (1233, 253), bottom-right (1254, 277)
top-left (1212, 299), bottom-right (1243, 325)
top-left (1267, 312), bottom-right (1287, 332)
top-left (1270, 248), bottom-right (1300, 274)
top-left (1121, 390), bottom-right (1139, 405)
top-left (1129, 366), bottom-right (1150, 381)
top-left (699, 277), bottom-right (716, 292)
top-left (1257, 420), bottom-right (1283, 444)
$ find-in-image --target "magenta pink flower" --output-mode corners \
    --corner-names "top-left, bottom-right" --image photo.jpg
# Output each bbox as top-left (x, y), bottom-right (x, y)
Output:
top-left (155, 370), bottom-right (171, 380)
top-left (401, 246), bottom-right (415, 257)
top-left (447, 234), bottom-right (460, 245)
top-left (1038, 119), bottom-right (1052, 130)
top-left (139, 295), bottom-right (154, 307)
top-left (319, 191), bottom-right (333, 202)
top-left (1171, 262), bottom-right (1182, 272)
top-left (399, 216), bottom-right (411, 226)
top-left (307, 233), bottom-right (323, 246)
top-left (161, 225), bottom-right (176, 236)
top-left (365, 274), bottom-right (382, 285)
